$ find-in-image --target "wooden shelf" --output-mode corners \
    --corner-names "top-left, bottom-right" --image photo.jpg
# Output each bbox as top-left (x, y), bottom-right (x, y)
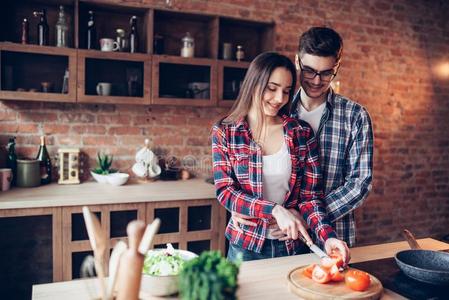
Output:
top-left (0, 42), bottom-right (77, 102)
top-left (217, 60), bottom-right (250, 107)
top-left (0, 2), bottom-right (274, 106)
top-left (152, 54), bottom-right (217, 107)
top-left (76, 49), bottom-right (151, 104)
top-left (78, 1), bottom-right (150, 53)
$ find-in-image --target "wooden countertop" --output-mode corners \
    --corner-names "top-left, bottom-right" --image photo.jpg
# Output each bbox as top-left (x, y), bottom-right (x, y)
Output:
top-left (32, 238), bottom-right (449, 300)
top-left (0, 179), bottom-right (216, 210)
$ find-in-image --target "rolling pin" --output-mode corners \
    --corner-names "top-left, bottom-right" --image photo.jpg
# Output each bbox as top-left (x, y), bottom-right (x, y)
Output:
top-left (115, 220), bottom-right (146, 300)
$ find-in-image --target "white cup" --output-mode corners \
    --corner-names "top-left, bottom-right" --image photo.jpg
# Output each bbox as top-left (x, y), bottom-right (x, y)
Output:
top-left (96, 82), bottom-right (112, 96)
top-left (100, 38), bottom-right (119, 52)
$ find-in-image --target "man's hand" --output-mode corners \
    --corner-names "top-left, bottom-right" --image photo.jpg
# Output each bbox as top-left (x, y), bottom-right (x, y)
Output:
top-left (231, 211), bottom-right (257, 233)
top-left (324, 237), bottom-right (351, 266)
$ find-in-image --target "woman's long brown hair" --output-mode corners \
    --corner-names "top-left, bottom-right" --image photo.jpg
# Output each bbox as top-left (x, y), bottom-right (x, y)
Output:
top-left (221, 52), bottom-right (297, 143)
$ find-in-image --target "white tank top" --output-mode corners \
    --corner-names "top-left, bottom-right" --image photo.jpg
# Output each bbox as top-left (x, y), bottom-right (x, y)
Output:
top-left (262, 140), bottom-right (291, 239)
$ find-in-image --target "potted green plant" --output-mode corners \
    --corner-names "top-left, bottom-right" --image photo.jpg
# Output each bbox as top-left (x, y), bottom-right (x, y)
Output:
top-left (90, 153), bottom-right (118, 183)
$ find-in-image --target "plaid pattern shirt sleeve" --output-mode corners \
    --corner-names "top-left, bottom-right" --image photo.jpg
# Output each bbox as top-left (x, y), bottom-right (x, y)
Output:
top-left (296, 123), bottom-right (337, 244)
top-left (211, 124), bottom-right (275, 219)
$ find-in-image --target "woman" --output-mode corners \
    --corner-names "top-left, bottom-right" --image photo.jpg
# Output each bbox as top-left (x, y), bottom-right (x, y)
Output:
top-left (211, 52), bottom-right (349, 262)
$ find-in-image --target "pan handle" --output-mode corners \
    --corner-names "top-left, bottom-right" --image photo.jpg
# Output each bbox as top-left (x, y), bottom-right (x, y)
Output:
top-left (403, 229), bottom-right (421, 250)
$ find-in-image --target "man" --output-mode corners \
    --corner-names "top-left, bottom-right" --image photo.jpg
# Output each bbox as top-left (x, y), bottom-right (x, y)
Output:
top-left (232, 27), bottom-right (374, 247)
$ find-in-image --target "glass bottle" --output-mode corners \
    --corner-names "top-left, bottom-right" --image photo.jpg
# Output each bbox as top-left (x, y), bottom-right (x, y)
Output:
top-left (55, 5), bottom-right (69, 47)
top-left (236, 45), bottom-right (245, 61)
top-left (34, 9), bottom-right (49, 46)
top-left (129, 16), bottom-right (138, 53)
top-left (21, 18), bottom-right (29, 44)
top-left (86, 10), bottom-right (96, 49)
top-left (6, 137), bottom-right (17, 186)
top-left (181, 32), bottom-right (194, 58)
top-left (36, 136), bottom-right (52, 185)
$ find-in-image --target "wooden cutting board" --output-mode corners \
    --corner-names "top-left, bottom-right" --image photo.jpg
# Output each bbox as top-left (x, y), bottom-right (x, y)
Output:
top-left (287, 266), bottom-right (383, 300)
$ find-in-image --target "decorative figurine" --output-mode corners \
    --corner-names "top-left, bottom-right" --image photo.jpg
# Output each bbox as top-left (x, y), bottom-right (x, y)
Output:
top-left (132, 139), bottom-right (161, 180)
top-left (58, 148), bottom-right (80, 184)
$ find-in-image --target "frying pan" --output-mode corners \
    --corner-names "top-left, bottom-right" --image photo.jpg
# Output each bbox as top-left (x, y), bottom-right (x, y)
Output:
top-left (394, 229), bottom-right (449, 285)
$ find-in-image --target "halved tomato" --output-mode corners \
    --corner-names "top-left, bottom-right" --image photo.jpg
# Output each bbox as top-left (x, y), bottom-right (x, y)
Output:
top-left (329, 251), bottom-right (344, 268)
top-left (302, 264), bottom-right (316, 279)
top-left (312, 265), bottom-right (331, 284)
top-left (345, 269), bottom-right (371, 291)
top-left (321, 257), bottom-right (335, 269)
top-left (329, 264), bottom-right (344, 282)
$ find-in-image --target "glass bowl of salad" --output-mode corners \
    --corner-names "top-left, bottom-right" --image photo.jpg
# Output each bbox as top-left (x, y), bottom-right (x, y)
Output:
top-left (141, 244), bottom-right (197, 296)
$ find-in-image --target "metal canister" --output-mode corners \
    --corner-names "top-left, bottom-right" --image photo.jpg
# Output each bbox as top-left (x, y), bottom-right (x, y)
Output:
top-left (16, 159), bottom-right (41, 187)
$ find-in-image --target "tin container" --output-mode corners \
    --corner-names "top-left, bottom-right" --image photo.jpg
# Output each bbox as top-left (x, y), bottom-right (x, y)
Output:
top-left (16, 159), bottom-right (41, 187)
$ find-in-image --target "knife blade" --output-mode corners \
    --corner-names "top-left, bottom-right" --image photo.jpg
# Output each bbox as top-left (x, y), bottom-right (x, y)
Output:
top-left (299, 235), bottom-right (330, 259)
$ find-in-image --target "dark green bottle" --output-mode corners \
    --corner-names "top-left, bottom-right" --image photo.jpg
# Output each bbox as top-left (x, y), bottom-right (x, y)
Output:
top-left (36, 136), bottom-right (52, 184)
top-left (6, 137), bottom-right (17, 186)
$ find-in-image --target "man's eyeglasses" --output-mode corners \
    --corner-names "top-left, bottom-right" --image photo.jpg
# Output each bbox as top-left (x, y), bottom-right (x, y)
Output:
top-left (299, 61), bottom-right (338, 82)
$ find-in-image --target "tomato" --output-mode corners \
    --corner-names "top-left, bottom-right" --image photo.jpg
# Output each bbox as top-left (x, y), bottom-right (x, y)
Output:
top-left (321, 257), bottom-right (335, 269)
top-left (329, 264), bottom-right (344, 282)
top-left (330, 252), bottom-right (344, 268)
top-left (345, 270), bottom-right (371, 291)
top-left (312, 265), bottom-right (332, 284)
top-left (302, 264), bottom-right (316, 279)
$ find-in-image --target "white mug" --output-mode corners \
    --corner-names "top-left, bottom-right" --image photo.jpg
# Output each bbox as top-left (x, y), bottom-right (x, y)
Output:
top-left (100, 38), bottom-right (119, 52)
top-left (96, 82), bottom-right (112, 96)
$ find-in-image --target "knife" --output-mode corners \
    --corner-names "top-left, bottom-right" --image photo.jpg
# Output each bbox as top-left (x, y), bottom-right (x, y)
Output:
top-left (299, 235), bottom-right (330, 259)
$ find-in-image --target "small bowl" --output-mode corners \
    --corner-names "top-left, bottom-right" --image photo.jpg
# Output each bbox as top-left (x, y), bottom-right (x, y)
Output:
top-left (90, 171), bottom-right (109, 184)
top-left (106, 173), bottom-right (129, 186)
top-left (141, 249), bottom-right (197, 296)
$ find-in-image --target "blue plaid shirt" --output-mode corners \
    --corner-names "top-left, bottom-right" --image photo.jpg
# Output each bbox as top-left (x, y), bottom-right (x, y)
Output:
top-left (291, 89), bottom-right (374, 246)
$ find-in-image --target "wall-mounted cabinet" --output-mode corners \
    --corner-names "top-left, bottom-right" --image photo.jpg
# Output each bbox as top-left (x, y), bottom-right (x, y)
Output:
top-left (0, 43), bottom-right (77, 102)
top-left (78, 1), bottom-right (150, 52)
top-left (152, 55), bottom-right (217, 106)
top-left (77, 50), bottom-right (150, 104)
top-left (218, 60), bottom-right (249, 107)
top-left (0, 0), bottom-right (274, 107)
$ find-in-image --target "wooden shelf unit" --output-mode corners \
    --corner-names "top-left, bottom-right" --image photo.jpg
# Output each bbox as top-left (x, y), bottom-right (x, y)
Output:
top-left (0, 42), bottom-right (77, 102)
top-left (151, 55), bottom-right (217, 106)
top-left (76, 49), bottom-right (151, 104)
top-left (217, 60), bottom-right (250, 107)
top-left (0, 0), bottom-right (274, 106)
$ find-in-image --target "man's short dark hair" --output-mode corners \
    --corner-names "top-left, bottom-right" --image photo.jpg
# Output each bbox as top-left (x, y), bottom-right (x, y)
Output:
top-left (298, 27), bottom-right (343, 62)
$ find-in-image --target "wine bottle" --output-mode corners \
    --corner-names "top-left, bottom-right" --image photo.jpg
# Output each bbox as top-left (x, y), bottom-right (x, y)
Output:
top-left (55, 5), bottom-right (69, 47)
top-left (34, 9), bottom-right (49, 46)
top-left (129, 16), bottom-right (138, 53)
top-left (86, 10), bottom-right (96, 49)
top-left (6, 137), bottom-right (17, 186)
top-left (36, 136), bottom-right (52, 184)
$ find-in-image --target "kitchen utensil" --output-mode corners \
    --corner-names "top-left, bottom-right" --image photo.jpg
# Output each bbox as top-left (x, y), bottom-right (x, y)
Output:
top-left (394, 229), bottom-right (449, 285)
top-left (115, 220), bottom-right (146, 300)
top-left (16, 159), bottom-right (40, 187)
top-left (107, 240), bottom-right (127, 299)
top-left (82, 206), bottom-right (107, 300)
top-left (138, 218), bottom-right (160, 255)
top-left (298, 235), bottom-right (329, 259)
top-left (287, 266), bottom-right (383, 300)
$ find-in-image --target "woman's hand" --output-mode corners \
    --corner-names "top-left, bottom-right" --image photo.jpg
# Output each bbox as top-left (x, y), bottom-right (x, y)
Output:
top-left (324, 237), bottom-right (351, 266)
top-left (272, 205), bottom-right (313, 244)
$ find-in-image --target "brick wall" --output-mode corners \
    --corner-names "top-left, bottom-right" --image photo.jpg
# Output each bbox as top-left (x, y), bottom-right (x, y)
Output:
top-left (1, 0), bottom-right (448, 246)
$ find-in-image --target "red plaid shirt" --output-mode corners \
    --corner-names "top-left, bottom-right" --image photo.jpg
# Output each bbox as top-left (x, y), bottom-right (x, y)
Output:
top-left (212, 115), bottom-right (336, 254)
